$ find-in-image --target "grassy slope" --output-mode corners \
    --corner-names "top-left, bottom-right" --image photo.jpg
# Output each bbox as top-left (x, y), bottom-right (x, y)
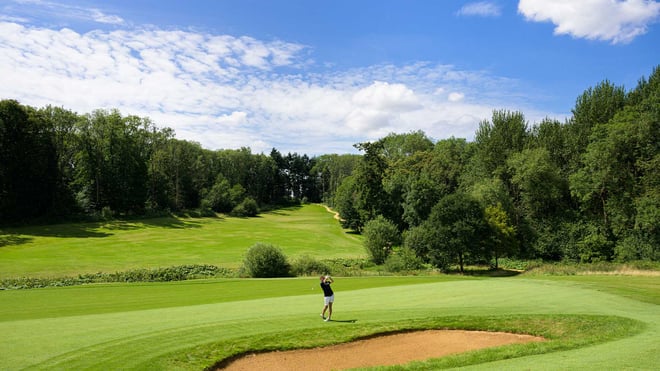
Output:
top-left (0, 275), bottom-right (657, 370)
top-left (0, 204), bottom-right (364, 278)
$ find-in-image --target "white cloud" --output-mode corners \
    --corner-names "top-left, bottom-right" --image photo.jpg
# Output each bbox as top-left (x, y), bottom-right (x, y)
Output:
top-left (4, 0), bottom-right (125, 26)
top-left (352, 81), bottom-right (421, 112)
top-left (448, 92), bottom-right (465, 102)
top-left (457, 2), bottom-right (502, 17)
top-left (90, 9), bottom-right (124, 25)
top-left (0, 21), bottom-right (559, 155)
top-left (518, 0), bottom-right (660, 44)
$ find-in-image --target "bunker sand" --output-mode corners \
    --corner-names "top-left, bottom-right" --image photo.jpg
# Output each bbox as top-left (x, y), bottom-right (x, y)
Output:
top-left (220, 329), bottom-right (545, 370)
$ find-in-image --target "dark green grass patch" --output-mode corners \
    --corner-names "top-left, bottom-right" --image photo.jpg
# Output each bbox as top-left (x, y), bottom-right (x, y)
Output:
top-left (162, 314), bottom-right (644, 370)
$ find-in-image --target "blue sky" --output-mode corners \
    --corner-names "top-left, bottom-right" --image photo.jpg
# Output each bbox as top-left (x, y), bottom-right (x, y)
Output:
top-left (1, 0), bottom-right (658, 155)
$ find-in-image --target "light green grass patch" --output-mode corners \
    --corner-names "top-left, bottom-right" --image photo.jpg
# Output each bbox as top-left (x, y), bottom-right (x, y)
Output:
top-left (1, 276), bottom-right (657, 370)
top-left (0, 204), bottom-right (364, 278)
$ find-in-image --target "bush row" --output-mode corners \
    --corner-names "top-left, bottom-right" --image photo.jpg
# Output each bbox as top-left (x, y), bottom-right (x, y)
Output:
top-left (240, 243), bottom-right (424, 278)
top-left (0, 264), bottom-right (233, 290)
top-left (5, 249), bottom-right (656, 289)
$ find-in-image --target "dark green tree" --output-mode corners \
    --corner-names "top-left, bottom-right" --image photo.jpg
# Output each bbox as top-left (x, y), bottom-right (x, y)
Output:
top-left (474, 110), bottom-right (529, 181)
top-left (334, 175), bottom-right (362, 231)
top-left (311, 153), bottom-right (360, 206)
top-left (566, 80), bottom-right (626, 173)
top-left (353, 141), bottom-right (392, 225)
top-left (0, 100), bottom-right (59, 222)
top-left (363, 215), bottom-right (401, 264)
top-left (424, 192), bottom-right (490, 273)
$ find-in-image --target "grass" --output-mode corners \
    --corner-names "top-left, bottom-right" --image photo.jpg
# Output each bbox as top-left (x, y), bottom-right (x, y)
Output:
top-left (0, 275), bottom-right (657, 370)
top-left (1, 205), bottom-right (658, 370)
top-left (0, 204), bottom-right (364, 278)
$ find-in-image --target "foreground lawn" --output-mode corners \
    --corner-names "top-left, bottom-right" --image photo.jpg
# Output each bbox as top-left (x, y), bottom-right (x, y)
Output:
top-left (0, 275), bottom-right (657, 370)
top-left (0, 204), bottom-right (364, 278)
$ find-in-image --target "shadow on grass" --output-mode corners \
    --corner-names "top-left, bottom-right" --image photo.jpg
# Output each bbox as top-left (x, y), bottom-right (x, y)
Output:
top-left (0, 234), bottom-right (34, 248)
top-left (1, 225), bottom-right (112, 239)
top-left (452, 268), bottom-right (523, 277)
top-left (0, 212), bottom-right (224, 240)
top-left (262, 204), bottom-right (304, 216)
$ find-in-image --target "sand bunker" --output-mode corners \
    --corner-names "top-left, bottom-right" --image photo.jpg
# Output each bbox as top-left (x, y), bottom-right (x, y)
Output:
top-left (220, 329), bottom-right (544, 370)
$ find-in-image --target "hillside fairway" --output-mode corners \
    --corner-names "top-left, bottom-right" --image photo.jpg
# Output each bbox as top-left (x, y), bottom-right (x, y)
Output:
top-left (0, 204), bottom-right (363, 278)
top-left (0, 275), bottom-right (657, 370)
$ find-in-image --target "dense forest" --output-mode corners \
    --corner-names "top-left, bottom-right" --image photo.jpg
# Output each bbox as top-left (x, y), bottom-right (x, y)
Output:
top-left (1, 67), bottom-right (658, 266)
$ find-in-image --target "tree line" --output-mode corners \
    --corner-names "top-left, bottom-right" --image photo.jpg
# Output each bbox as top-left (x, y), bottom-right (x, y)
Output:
top-left (0, 102), bottom-right (353, 222)
top-left (1, 66), bottom-right (658, 267)
top-left (335, 66), bottom-right (658, 269)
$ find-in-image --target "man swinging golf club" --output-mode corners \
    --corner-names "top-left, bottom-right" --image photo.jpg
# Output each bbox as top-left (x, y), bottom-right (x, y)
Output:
top-left (320, 275), bottom-right (334, 321)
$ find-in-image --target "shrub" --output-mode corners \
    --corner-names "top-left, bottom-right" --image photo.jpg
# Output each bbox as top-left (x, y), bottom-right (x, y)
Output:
top-left (384, 247), bottom-right (424, 273)
top-left (363, 215), bottom-right (401, 264)
top-left (614, 232), bottom-right (658, 262)
top-left (290, 255), bottom-right (331, 276)
top-left (231, 197), bottom-right (259, 217)
top-left (242, 243), bottom-right (290, 277)
top-left (323, 258), bottom-right (373, 276)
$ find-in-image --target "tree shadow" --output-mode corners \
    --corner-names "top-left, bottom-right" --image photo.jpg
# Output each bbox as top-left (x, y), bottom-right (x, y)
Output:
top-left (1, 224), bottom-right (113, 239)
top-left (263, 204), bottom-right (303, 216)
top-left (456, 268), bottom-right (522, 277)
top-left (104, 216), bottom-right (204, 230)
top-left (0, 212), bottom-right (224, 241)
top-left (0, 234), bottom-right (33, 248)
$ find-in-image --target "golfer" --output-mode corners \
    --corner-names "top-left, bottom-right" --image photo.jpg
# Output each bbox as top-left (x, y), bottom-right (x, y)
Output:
top-left (320, 275), bottom-right (334, 322)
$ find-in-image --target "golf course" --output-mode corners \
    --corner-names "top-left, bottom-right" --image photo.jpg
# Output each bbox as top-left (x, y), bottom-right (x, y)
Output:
top-left (1, 204), bottom-right (658, 370)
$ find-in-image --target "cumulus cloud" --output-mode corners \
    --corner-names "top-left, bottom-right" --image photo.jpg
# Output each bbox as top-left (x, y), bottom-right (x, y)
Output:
top-left (0, 21), bottom-right (554, 155)
top-left (456, 1), bottom-right (502, 17)
top-left (518, 0), bottom-right (660, 44)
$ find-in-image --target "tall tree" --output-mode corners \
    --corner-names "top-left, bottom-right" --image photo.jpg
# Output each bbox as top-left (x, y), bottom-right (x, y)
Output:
top-left (36, 105), bottom-right (80, 215)
top-left (353, 141), bottom-right (392, 225)
top-left (570, 68), bottom-right (660, 261)
top-left (566, 80), bottom-right (626, 172)
top-left (423, 192), bottom-right (490, 273)
top-left (0, 100), bottom-right (58, 222)
top-left (333, 175), bottom-right (362, 231)
top-left (311, 153), bottom-right (360, 206)
top-left (474, 110), bottom-right (529, 181)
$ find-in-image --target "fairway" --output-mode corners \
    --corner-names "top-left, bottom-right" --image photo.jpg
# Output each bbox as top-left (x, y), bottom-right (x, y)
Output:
top-left (0, 204), bottom-right (364, 278)
top-left (1, 205), bottom-right (658, 370)
top-left (0, 275), bottom-right (657, 370)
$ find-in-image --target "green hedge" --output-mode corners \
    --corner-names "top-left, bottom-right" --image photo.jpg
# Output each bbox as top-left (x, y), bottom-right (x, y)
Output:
top-left (0, 264), bottom-right (233, 290)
